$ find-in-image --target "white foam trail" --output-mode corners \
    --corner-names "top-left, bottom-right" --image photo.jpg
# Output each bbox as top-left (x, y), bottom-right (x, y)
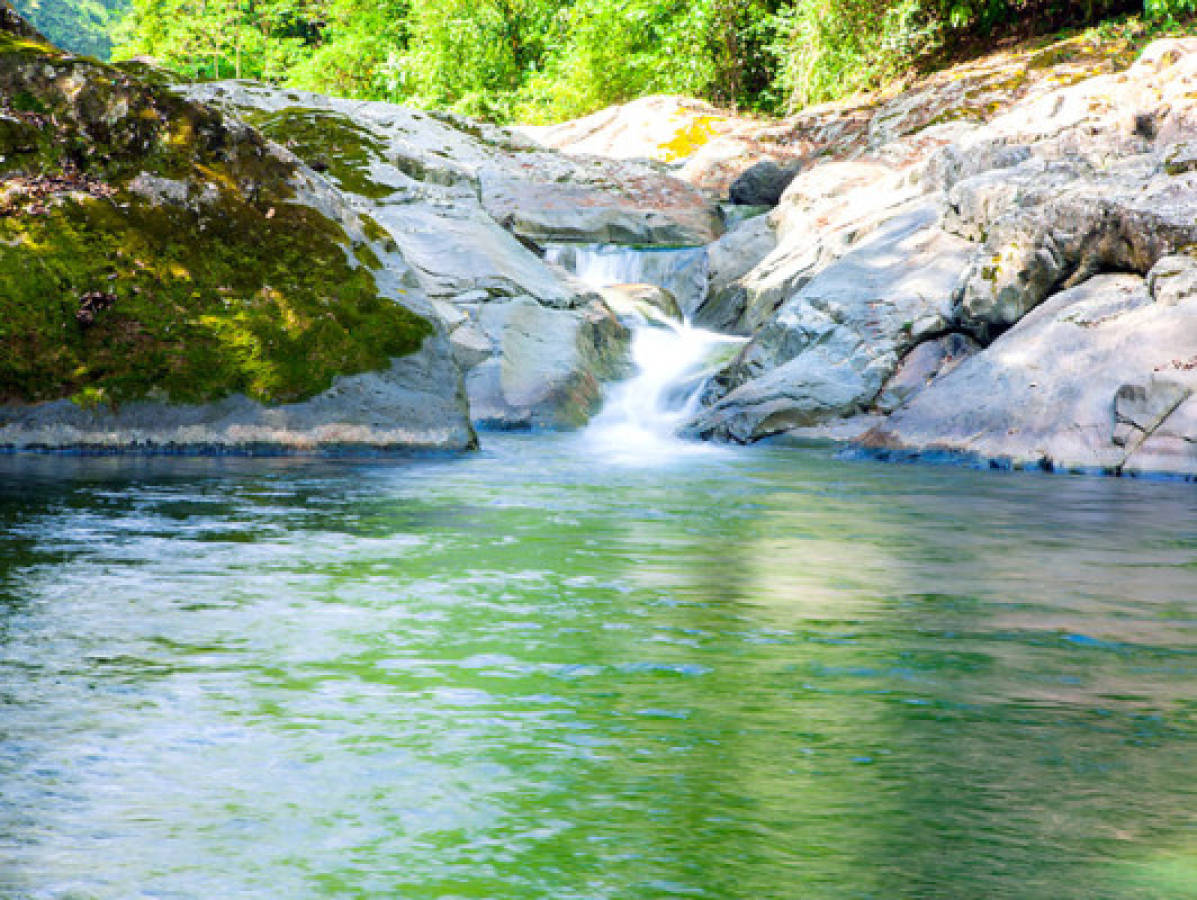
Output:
top-left (584, 318), bottom-right (744, 466)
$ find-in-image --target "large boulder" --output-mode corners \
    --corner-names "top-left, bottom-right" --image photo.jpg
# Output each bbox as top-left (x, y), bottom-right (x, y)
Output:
top-left (0, 18), bottom-right (475, 453)
top-left (690, 205), bottom-right (973, 442)
top-left (861, 273), bottom-right (1197, 475)
top-left (692, 215), bottom-right (777, 334)
top-left (462, 297), bottom-right (630, 429)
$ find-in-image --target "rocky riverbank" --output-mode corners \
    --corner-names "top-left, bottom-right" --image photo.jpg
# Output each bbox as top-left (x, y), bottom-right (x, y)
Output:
top-left (0, 8), bottom-right (714, 452)
top-left (546, 30), bottom-right (1196, 480)
top-left (2, 5), bottom-right (1195, 476)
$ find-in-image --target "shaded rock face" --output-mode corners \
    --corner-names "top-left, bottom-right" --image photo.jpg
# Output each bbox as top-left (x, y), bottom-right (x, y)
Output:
top-left (0, 13), bottom-right (476, 453)
top-left (728, 160), bottom-right (800, 207)
top-left (675, 36), bottom-right (1197, 477)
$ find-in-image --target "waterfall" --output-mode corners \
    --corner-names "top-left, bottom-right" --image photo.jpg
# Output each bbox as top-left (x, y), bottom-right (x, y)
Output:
top-left (583, 314), bottom-right (744, 465)
top-left (548, 241), bottom-right (743, 463)
top-left (544, 243), bottom-right (710, 319)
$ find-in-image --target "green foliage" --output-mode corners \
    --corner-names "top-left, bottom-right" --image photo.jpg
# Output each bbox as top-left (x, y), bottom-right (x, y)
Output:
top-left (1145, 0), bottom-right (1197, 20)
top-left (18, 0), bottom-right (1197, 122)
top-left (12, 0), bottom-right (127, 57)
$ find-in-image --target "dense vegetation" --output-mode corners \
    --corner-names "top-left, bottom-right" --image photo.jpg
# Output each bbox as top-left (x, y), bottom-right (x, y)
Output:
top-left (12, 0), bottom-right (127, 57)
top-left (21, 0), bottom-right (1197, 121)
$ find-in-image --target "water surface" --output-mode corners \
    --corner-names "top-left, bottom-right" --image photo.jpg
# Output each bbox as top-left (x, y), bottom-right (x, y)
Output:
top-left (1, 436), bottom-right (1195, 898)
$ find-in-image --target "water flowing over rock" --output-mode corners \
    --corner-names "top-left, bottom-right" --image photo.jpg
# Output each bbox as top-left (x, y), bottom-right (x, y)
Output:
top-left (543, 243), bottom-right (709, 319)
top-left (179, 82), bottom-right (733, 432)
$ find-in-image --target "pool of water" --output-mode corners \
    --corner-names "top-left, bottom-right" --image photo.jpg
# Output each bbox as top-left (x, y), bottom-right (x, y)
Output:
top-left (1, 435), bottom-right (1195, 898)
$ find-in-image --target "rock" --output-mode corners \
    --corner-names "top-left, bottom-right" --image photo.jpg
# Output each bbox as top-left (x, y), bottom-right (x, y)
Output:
top-left (465, 297), bottom-right (630, 429)
top-left (0, 335), bottom-right (477, 453)
top-left (543, 243), bottom-right (709, 319)
top-left (875, 333), bottom-right (981, 413)
top-left (187, 82), bottom-right (722, 249)
top-left (372, 203), bottom-right (576, 306)
top-left (0, 20), bottom-right (475, 453)
top-left (953, 167), bottom-right (1197, 338)
top-left (691, 205), bottom-right (973, 442)
top-left (1124, 395), bottom-right (1197, 477)
top-left (1147, 252), bottom-right (1197, 307)
top-left (598, 284), bottom-right (682, 325)
top-left (861, 274), bottom-right (1197, 474)
top-left (693, 215), bottom-right (777, 334)
top-left (728, 160), bottom-right (801, 207)
top-left (448, 323), bottom-right (493, 370)
top-left (1111, 376), bottom-right (1192, 448)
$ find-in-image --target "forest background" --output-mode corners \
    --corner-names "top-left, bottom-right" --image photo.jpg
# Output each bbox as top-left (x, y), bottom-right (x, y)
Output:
top-left (14, 0), bottom-right (1197, 123)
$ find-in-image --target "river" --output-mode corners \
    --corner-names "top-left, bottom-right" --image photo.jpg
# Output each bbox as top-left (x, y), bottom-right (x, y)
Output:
top-left (2, 426), bottom-right (1196, 897)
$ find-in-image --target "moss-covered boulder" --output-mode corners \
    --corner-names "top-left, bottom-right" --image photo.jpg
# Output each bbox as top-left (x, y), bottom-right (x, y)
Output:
top-left (0, 9), bottom-right (475, 452)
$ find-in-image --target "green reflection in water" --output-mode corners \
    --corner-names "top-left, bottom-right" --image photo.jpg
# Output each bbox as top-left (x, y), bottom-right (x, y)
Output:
top-left (0, 436), bottom-right (1195, 898)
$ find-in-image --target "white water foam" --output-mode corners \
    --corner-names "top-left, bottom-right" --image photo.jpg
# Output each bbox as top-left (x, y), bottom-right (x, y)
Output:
top-left (583, 318), bottom-right (744, 465)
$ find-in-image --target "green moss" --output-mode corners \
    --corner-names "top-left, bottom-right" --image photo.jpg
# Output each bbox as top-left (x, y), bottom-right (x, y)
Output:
top-left (0, 191), bottom-right (430, 406)
top-left (243, 107), bottom-right (396, 199)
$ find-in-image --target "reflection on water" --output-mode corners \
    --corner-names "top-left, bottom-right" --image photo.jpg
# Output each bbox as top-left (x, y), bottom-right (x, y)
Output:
top-left (0, 437), bottom-right (1195, 899)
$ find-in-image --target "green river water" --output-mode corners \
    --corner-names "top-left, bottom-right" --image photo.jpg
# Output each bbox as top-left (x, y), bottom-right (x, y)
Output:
top-left (1, 435), bottom-right (1196, 898)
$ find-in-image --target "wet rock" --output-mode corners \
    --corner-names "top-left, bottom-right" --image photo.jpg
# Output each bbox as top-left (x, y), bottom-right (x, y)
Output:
top-left (598, 284), bottom-right (682, 325)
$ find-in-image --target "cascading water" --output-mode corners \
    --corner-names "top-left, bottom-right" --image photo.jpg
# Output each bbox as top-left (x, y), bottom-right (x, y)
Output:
top-left (583, 317), bottom-right (743, 464)
top-left (549, 240), bottom-right (744, 463)
top-left (544, 243), bottom-right (709, 318)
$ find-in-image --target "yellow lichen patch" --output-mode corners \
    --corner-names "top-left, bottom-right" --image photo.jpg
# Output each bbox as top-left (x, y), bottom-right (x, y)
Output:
top-left (659, 115), bottom-right (723, 164)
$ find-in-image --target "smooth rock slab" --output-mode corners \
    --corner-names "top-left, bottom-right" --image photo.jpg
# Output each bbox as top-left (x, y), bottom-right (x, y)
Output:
top-left (863, 274), bottom-right (1197, 475)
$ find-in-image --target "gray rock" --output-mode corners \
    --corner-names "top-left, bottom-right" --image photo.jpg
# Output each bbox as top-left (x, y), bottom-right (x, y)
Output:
top-left (693, 215), bottom-right (777, 334)
top-left (465, 297), bottom-right (630, 429)
top-left (1112, 376), bottom-right (1192, 448)
top-left (598, 284), bottom-right (683, 325)
top-left (954, 169), bottom-right (1197, 338)
top-left (449, 323), bottom-right (494, 370)
top-left (1147, 253), bottom-right (1197, 307)
top-left (729, 160), bottom-right (801, 207)
top-left (691, 205), bottom-right (973, 442)
top-left (875, 333), bottom-right (981, 413)
top-left (0, 335), bottom-right (477, 453)
top-left (862, 274), bottom-right (1197, 474)
top-left (1124, 395), bottom-right (1197, 477)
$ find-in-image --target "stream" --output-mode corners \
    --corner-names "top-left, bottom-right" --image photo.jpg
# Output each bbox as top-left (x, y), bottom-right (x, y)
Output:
top-left (2, 434), bottom-right (1196, 898)
top-left (1, 249), bottom-right (1196, 899)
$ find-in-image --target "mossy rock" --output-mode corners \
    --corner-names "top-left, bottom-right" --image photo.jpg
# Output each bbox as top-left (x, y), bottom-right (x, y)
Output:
top-left (242, 106), bottom-right (397, 199)
top-left (0, 16), bottom-right (432, 409)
